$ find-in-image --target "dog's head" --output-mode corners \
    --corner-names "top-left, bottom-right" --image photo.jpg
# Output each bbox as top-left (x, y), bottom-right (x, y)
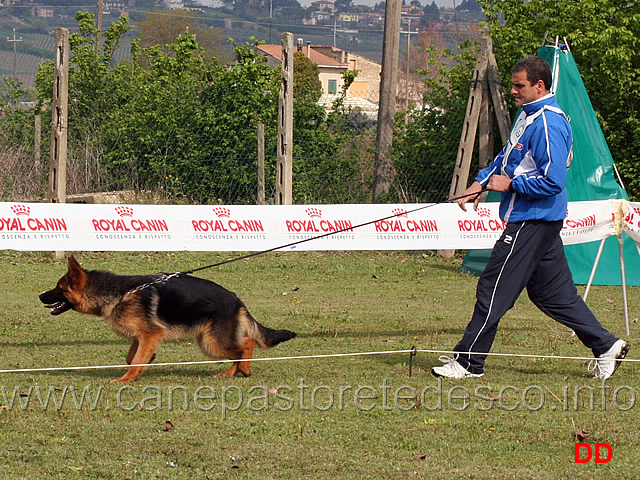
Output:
top-left (39, 255), bottom-right (88, 316)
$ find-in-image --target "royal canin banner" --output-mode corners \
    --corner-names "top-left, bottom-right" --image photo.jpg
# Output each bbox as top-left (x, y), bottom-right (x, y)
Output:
top-left (625, 202), bottom-right (640, 243)
top-left (0, 200), bottom-right (636, 252)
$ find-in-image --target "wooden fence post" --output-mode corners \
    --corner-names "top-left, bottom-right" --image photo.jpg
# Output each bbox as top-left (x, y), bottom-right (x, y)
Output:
top-left (49, 28), bottom-right (69, 258)
top-left (49, 27), bottom-right (68, 205)
top-left (440, 36), bottom-right (512, 259)
top-left (276, 32), bottom-right (293, 205)
top-left (257, 121), bottom-right (265, 205)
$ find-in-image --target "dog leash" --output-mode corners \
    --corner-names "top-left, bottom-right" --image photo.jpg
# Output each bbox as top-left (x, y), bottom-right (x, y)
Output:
top-left (124, 189), bottom-right (485, 296)
top-left (182, 189), bottom-right (485, 275)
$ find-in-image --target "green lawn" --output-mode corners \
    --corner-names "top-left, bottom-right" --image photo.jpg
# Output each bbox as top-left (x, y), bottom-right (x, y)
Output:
top-left (0, 251), bottom-right (637, 479)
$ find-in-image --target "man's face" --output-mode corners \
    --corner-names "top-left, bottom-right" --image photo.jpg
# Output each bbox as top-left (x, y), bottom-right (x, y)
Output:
top-left (511, 70), bottom-right (546, 107)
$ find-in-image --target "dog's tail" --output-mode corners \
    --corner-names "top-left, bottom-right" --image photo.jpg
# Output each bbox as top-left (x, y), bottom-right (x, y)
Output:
top-left (239, 307), bottom-right (296, 349)
top-left (256, 325), bottom-right (297, 348)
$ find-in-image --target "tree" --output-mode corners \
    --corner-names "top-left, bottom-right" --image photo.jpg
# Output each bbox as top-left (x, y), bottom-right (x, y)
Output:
top-left (422, 2), bottom-right (440, 23)
top-left (293, 51), bottom-right (322, 99)
top-left (34, 13), bottom-right (373, 204)
top-left (334, 0), bottom-right (353, 12)
top-left (136, 9), bottom-right (229, 62)
top-left (393, 42), bottom-right (479, 202)
top-left (276, 5), bottom-right (307, 22)
top-left (457, 0), bottom-right (481, 13)
top-left (480, 0), bottom-right (640, 200)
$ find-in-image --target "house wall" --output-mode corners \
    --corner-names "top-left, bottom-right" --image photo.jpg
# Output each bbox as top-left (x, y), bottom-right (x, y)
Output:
top-left (318, 68), bottom-right (346, 95)
top-left (314, 47), bottom-right (381, 100)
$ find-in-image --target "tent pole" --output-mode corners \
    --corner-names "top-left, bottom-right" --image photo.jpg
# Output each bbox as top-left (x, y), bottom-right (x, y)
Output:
top-left (583, 237), bottom-right (607, 302)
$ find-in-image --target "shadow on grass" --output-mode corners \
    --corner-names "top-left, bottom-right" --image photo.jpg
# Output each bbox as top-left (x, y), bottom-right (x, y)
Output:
top-left (0, 338), bottom-right (124, 348)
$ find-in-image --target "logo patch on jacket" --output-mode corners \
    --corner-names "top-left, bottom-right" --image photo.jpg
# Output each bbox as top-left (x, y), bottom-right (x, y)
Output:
top-left (514, 143), bottom-right (523, 150)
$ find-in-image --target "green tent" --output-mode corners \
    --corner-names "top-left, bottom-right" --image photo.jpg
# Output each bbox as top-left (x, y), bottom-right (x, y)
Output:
top-left (462, 43), bottom-right (640, 286)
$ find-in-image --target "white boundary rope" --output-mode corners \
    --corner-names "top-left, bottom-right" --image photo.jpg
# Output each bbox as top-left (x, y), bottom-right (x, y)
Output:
top-left (0, 348), bottom-right (637, 375)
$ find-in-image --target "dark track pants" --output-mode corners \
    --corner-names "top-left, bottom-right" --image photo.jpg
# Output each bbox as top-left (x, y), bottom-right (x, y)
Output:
top-left (454, 220), bottom-right (618, 374)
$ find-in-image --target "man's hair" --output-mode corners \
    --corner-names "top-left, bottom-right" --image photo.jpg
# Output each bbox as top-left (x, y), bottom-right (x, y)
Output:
top-left (512, 56), bottom-right (552, 90)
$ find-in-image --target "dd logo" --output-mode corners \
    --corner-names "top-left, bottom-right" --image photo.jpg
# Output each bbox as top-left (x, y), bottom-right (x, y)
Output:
top-left (574, 443), bottom-right (613, 463)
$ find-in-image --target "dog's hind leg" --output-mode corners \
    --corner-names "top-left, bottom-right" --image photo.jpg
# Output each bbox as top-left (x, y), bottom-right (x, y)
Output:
top-left (113, 329), bottom-right (165, 383)
top-left (216, 338), bottom-right (256, 378)
top-left (126, 338), bottom-right (156, 365)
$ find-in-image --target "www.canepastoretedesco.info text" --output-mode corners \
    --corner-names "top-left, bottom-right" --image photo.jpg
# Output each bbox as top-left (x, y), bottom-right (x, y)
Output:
top-left (0, 379), bottom-right (636, 418)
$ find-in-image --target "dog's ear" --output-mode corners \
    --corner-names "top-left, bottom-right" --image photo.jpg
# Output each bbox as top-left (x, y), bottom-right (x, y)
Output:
top-left (68, 254), bottom-right (84, 273)
top-left (66, 255), bottom-right (87, 289)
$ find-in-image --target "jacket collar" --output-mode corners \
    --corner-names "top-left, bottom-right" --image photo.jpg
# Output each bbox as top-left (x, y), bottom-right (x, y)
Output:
top-left (522, 93), bottom-right (555, 115)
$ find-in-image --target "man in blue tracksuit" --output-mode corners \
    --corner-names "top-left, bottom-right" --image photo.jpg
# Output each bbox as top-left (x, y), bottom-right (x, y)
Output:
top-left (432, 56), bottom-right (629, 380)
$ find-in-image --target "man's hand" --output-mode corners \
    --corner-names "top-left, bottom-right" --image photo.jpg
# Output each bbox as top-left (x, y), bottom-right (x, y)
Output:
top-left (487, 175), bottom-right (513, 192)
top-left (457, 181), bottom-right (483, 212)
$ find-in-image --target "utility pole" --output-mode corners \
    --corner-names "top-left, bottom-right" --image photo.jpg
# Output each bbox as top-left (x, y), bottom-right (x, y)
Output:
top-left (372, 0), bottom-right (402, 201)
top-left (97, 0), bottom-right (103, 50)
top-left (333, 18), bottom-right (337, 47)
top-left (7, 29), bottom-right (23, 80)
top-left (276, 33), bottom-right (293, 205)
top-left (400, 19), bottom-right (415, 111)
top-left (268, 0), bottom-right (272, 43)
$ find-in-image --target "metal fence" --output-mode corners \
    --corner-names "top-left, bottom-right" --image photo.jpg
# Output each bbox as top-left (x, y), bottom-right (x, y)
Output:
top-left (0, 44), bottom-right (476, 207)
top-left (0, 96), bottom-right (470, 206)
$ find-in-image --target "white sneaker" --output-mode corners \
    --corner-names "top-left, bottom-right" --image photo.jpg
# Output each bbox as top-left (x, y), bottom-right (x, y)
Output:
top-left (431, 356), bottom-right (484, 378)
top-left (589, 340), bottom-right (630, 380)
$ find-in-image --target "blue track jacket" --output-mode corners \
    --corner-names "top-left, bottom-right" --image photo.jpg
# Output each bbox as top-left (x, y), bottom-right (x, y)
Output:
top-left (475, 93), bottom-right (573, 222)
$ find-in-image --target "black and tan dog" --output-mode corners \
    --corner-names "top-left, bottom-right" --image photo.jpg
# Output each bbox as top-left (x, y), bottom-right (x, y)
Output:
top-left (39, 255), bottom-right (296, 382)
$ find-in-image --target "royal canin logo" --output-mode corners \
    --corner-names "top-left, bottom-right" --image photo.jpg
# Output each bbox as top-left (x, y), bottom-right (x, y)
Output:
top-left (457, 206), bottom-right (505, 233)
top-left (392, 208), bottom-right (408, 218)
top-left (286, 208), bottom-right (353, 233)
top-left (115, 206), bottom-right (134, 217)
top-left (305, 207), bottom-right (322, 218)
top-left (213, 207), bottom-right (231, 218)
top-left (476, 207), bottom-right (491, 218)
top-left (374, 208), bottom-right (438, 233)
top-left (192, 207), bottom-right (263, 233)
top-left (91, 206), bottom-right (168, 232)
top-left (11, 205), bottom-right (30, 216)
top-left (0, 204), bottom-right (67, 232)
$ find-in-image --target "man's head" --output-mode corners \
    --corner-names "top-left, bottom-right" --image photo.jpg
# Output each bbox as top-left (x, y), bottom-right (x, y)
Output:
top-left (511, 56), bottom-right (552, 108)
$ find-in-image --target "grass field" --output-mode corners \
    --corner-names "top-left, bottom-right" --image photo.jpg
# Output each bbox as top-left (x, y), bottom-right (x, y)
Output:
top-left (0, 250), bottom-right (638, 479)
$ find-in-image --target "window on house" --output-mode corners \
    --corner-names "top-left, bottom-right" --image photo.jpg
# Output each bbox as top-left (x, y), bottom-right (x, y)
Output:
top-left (328, 79), bottom-right (337, 94)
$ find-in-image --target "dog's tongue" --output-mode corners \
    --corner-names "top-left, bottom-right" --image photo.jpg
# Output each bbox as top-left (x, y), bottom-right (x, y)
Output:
top-left (45, 302), bottom-right (71, 315)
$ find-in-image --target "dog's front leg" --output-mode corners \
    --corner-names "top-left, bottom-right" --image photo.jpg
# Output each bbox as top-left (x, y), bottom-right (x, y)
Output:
top-left (113, 329), bottom-right (165, 383)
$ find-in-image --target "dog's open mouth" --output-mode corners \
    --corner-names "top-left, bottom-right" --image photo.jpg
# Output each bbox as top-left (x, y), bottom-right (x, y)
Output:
top-left (44, 301), bottom-right (72, 315)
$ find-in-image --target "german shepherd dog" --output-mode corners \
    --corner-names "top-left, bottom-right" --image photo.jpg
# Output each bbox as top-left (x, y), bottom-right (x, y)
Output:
top-left (39, 255), bottom-right (296, 382)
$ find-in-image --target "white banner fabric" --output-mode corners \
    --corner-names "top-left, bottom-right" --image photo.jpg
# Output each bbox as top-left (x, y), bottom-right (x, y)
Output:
top-left (0, 200), bottom-right (632, 252)
top-left (625, 202), bottom-right (640, 243)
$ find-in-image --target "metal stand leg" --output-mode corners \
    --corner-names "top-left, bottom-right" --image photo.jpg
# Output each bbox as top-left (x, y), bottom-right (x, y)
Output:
top-left (618, 238), bottom-right (630, 335)
top-left (583, 237), bottom-right (607, 303)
